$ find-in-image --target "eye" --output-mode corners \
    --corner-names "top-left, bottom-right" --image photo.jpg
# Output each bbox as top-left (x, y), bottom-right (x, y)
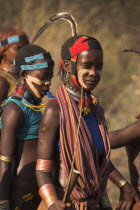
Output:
top-left (83, 63), bottom-right (91, 69)
top-left (39, 73), bottom-right (54, 81)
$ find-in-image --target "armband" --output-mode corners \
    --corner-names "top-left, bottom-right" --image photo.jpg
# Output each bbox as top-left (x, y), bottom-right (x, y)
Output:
top-left (39, 184), bottom-right (58, 208)
top-left (0, 200), bottom-right (10, 210)
top-left (0, 155), bottom-right (13, 163)
top-left (108, 169), bottom-right (127, 189)
top-left (133, 185), bottom-right (140, 191)
top-left (36, 159), bottom-right (54, 173)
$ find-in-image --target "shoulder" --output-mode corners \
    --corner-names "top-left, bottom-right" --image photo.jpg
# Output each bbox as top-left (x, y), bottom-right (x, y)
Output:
top-left (44, 99), bottom-right (60, 118)
top-left (40, 99), bottom-right (60, 128)
top-left (3, 96), bottom-right (23, 107)
top-left (2, 101), bottom-right (24, 128)
top-left (2, 99), bottom-right (24, 119)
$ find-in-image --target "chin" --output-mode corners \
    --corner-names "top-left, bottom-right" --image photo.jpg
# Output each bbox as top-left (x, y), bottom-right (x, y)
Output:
top-left (33, 93), bottom-right (42, 99)
top-left (84, 87), bottom-right (94, 92)
top-left (83, 84), bottom-right (98, 92)
top-left (40, 94), bottom-right (45, 98)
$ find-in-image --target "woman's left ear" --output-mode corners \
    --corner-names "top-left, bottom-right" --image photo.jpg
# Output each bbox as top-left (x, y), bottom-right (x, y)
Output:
top-left (64, 60), bottom-right (71, 73)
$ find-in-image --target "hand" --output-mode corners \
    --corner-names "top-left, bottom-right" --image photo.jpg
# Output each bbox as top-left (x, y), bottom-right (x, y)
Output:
top-left (0, 200), bottom-right (10, 210)
top-left (116, 182), bottom-right (140, 210)
top-left (49, 200), bottom-right (71, 210)
top-left (132, 202), bottom-right (140, 210)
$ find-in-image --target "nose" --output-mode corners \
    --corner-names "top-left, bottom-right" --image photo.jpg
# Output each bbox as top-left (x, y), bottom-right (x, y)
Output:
top-left (88, 68), bottom-right (96, 76)
top-left (44, 81), bottom-right (51, 86)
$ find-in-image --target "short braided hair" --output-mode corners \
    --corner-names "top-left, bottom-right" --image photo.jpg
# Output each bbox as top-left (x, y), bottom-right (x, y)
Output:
top-left (14, 44), bottom-right (53, 72)
top-left (61, 35), bottom-right (103, 60)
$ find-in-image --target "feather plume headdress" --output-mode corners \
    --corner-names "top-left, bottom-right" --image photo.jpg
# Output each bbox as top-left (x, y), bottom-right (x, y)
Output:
top-left (31, 12), bottom-right (77, 44)
top-left (123, 49), bottom-right (140, 55)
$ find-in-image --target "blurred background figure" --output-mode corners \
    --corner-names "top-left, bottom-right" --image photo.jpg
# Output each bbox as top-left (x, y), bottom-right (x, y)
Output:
top-left (0, 28), bottom-right (29, 109)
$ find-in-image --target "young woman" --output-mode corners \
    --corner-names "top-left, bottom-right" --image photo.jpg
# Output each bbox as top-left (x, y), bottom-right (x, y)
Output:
top-left (0, 28), bottom-right (29, 108)
top-left (36, 35), bottom-right (139, 210)
top-left (0, 44), bottom-right (54, 210)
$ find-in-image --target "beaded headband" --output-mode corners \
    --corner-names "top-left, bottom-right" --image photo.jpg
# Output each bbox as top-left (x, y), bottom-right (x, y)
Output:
top-left (14, 52), bottom-right (54, 71)
top-left (0, 34), bottom-right (29, 47)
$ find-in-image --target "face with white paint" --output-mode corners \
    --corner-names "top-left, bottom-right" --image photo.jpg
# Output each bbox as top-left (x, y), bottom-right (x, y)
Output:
top-left (21, 58), bottom-right (54, 98)
top-left (76, 49), bottom-right (103, 91)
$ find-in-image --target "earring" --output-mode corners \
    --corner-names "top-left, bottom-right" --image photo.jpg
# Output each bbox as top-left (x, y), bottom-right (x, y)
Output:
top-left (64, 71), bottom-right (70, 82)
top-left (21, 77), bottom-right (25, 85)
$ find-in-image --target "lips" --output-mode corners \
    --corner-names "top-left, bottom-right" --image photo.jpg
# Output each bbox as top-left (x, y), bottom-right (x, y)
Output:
top-left (41, 87), bottom-right (50, 93)
top-left (84, 79), bottom-right (98, 84)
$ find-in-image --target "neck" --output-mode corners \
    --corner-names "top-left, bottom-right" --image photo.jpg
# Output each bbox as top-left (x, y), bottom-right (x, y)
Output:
top-left (65, 81), bottom-right (91, 102)
top-left (16, 83), bottom-right (41, 105)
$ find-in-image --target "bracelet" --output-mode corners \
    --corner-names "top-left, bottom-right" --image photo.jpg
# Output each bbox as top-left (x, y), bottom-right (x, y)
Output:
top-left (0, 200), bottom-right (10, 210)
top-left (108, 169), bottom-right (127, 189)
top-left (39, 184), bottom-right (58, 208)
top-left (36, 159), bottom-right (54, 173)
top-left (0, 155), bottom-right (13, 163)
top-left (133, 185), bottom-right (140, 191)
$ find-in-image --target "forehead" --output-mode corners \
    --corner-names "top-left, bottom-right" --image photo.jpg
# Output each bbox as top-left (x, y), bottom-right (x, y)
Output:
top-left (26, 59), bottom-right (54, 76)
top-left (77, 49), bottom-right (103, 62)
top-left (7, 42), bottom-right (26, 52)
top-left (26, 67), bottom-right (53, 78)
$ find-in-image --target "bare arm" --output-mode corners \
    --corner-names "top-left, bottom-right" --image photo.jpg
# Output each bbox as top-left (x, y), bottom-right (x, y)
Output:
top-left (36, 100), bottom-right (68, 210)
top-left (108, 162), bottom-right (140, 209)
top-left (36, 100), bottom-right (60, 186)
top-left (0, 76), bottom-right (10, 108)
top-left (0, 102), bottom-right (24, 201)
top-left (109, 119), bottom-right (140, 149)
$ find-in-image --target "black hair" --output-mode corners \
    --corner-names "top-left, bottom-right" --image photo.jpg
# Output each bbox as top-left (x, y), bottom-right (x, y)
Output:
top-left (61, 35), bottom-right (103, 60)
top-left (14, 44), bottom-right (53, 72)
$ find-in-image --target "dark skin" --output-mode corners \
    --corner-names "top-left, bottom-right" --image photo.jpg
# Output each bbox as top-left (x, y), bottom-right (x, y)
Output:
top-left (109, 119), bottom-right (140, 195)
top-left (0, 58), bottom-right (54, 208)
top-left (109, 119), bottom-right (140, 149)
top-left (37, 49), bottom-right (139, 210)
top-left (21, 59), bottom-right (53, 98)
top-left (0, 43), bottom-right (27, 109)
top-left (0, 77), bottom-right (10, 107)
top-left (67, 49), bottom-right (103, 92)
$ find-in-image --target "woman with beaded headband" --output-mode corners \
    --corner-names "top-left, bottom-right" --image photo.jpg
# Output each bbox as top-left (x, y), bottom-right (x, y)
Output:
top-left (0, 28), bottom-right (29, 109)
top-left (34, 13), bottom-right (139, 210)
top-left (109, 49), bottom-right (140, 210)
top-left (0, 44), bottom-right (54, 210)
